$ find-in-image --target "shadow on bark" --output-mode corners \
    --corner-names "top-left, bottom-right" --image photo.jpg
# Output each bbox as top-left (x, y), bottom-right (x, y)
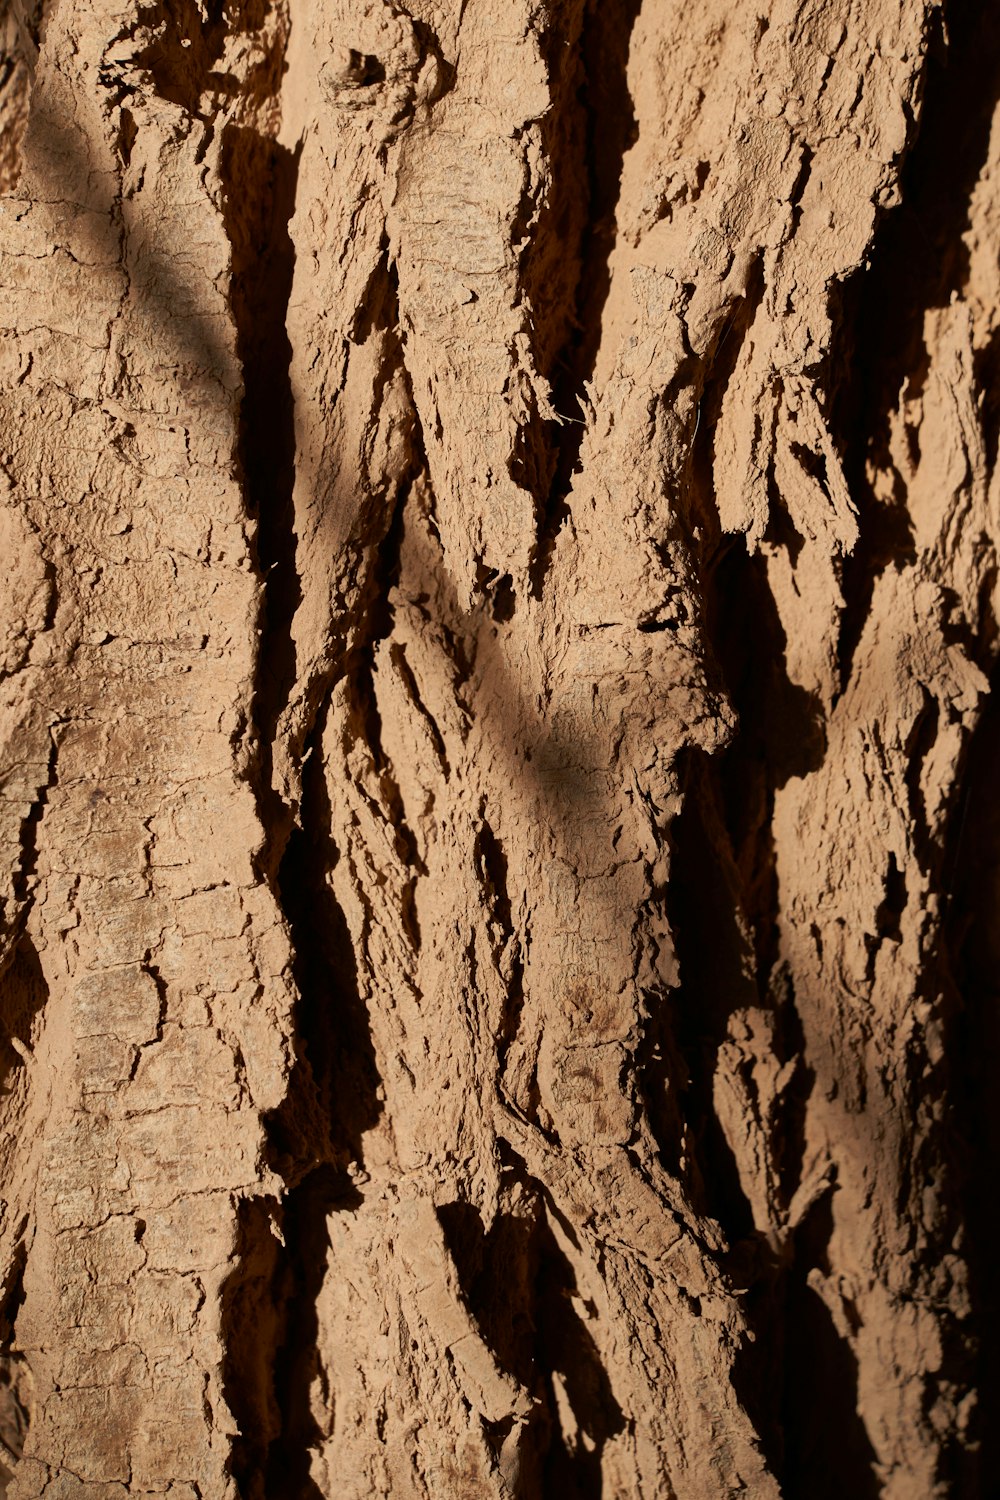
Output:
top-left (217, 110), bottom-right (391, 1499)
top-left (833, 0), bottom-right (1000, 687)
top-left (8, 0), bottom-right (1000, 1492)
top-left (221, 123), bottom-right (303, 764)
top-left (779, 1186), bottom-right (880, 1500)
top-left (659, 245), bottom-right (825, 1257)
top-left (438, 1182), bottom-right (625, 1500)
top-left (535, 1226), bottom-right (625, 1498)
top-left (946, 659), bottom-right (1000, 1497)
top-left (0, 939), bottom-right (46, 1484)
top-left (12, 38), bottom-right (385, 1496)
top-left (823, 5), bottom-right (1000, 1492)
top-left (525, 0), bottom-right (644, 598)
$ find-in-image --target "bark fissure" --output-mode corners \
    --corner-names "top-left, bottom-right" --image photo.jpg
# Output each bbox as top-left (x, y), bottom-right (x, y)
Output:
top-left (946, 657), bottom-right (1000, 1492)
top-left (834, 1), bottom-right (1000, 689)
top-left (2, 731), bottom-right (56, 972)
top-left (525, 0), bottom-right (644, 598)
top-left (229, 219), bottom-right (428, 1480)
top-left (222, 121), bottom-right (302, 813)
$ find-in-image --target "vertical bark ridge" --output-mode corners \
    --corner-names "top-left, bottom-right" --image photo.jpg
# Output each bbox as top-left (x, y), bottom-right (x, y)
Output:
top-left (0, 1), bottom-right (298, 1492)
top-left (762, 4), bottom-right (1000, 1493)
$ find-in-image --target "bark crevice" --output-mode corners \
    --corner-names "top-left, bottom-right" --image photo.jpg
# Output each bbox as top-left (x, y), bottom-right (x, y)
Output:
top-left (944, 657), bottom-right (1000, 1493)
top-left (833, 0), bottom-right (1000, 688)
top-left (226, 240), bottom-right (428, 1486)
top-left (525, 0), bottom-right (644, 598)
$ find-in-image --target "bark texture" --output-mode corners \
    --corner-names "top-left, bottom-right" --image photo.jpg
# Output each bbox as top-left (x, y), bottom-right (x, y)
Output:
top-left (0, 0), bottom-right (998, 1495)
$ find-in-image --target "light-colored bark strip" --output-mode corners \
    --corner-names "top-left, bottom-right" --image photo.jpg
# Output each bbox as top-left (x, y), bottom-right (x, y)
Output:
top-left (0, 2), bottom-right (294, 1491)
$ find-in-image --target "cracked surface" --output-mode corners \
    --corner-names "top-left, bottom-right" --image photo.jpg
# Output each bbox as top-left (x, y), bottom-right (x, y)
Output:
top-left (0, 0), bottom-right (998, 1495)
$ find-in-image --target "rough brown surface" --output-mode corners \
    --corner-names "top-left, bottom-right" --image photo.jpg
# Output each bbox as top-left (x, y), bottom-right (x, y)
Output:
top-left (0, 0), bottom-right (997, 1495)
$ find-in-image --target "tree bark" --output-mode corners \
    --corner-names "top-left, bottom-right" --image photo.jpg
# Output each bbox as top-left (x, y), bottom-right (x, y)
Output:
top-left (0, 0), bottom-right (997, 1495)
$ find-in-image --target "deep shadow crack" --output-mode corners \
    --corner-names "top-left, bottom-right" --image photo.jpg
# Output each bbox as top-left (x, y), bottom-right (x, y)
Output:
top-left (525, 0), bottom-right (644, 599)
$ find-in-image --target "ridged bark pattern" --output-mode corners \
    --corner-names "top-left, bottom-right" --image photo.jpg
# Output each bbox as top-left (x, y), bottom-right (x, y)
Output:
top-left (0, 1), bottom-right (997, 1496)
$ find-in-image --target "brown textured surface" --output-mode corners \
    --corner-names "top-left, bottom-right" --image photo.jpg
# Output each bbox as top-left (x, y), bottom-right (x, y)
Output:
top-left (0, 0), bottom-right (997, 1495)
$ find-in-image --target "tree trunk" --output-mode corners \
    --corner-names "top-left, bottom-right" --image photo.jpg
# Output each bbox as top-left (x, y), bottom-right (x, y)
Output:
top-left (0, 0), bottom-right (996, 1495)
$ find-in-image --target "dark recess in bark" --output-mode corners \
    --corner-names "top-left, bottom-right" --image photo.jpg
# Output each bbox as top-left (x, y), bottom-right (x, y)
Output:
top-left (946, 657), bottom-right (1000, 1498)
top-left (438, 1156), bottom-right (627, 1500)
top-left (526, 0), bottom-right (644, 597)
top-left (218, 121), bottom-right (417, 1496)
top-left (781, 1187), bottom-right (880, 1500)
top-left (832, 0), bottom-right (1000, 687)
top-left (220, 123), bottom-right (302, 847)
top-left (824, 4), bottom-right (1000, 1491)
